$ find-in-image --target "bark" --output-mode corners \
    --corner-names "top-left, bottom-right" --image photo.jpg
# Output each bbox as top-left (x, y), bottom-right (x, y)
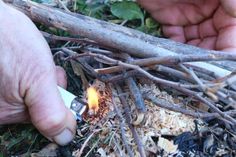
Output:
top-left (5, 0), bottom-right (236, 77)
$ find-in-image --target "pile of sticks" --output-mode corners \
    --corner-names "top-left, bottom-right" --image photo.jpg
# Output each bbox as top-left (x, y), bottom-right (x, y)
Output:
top-left (7, 0), bottom-right (236, 156)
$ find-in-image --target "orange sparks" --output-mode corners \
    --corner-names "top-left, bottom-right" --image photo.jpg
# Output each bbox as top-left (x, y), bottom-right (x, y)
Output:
top-left (87, 87), bottom-right (99, 114)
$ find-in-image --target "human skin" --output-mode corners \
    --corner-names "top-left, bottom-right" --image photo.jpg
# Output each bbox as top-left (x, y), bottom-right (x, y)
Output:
top-left (1, 0), bottom-right (236, 146)
top-left (0, 2), bottom-right (76, 145)
top-left (137, 0), bottom-right (236, 52)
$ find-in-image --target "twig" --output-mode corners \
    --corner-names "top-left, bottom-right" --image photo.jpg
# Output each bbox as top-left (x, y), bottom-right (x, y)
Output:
top-left (95, 53), bottom-right (236, 75)
top-left (212, 71), bottom-right (236, 91)
top-left (155, 65), bottom-right (193, 83)
top-left (126, 77), bottom-right (146, 113)
top-left (61, 48), bottom-right (101, 78)
top-left (41, 31), bottom-right (97, 45)
top-left (180, 64), bottom-right (218, 101)
top-left (63, 48), bottom-right (236, 125)
top-left (180, 64), bottom-right (206, 91)
top-left (103, 70), bottom-right (140, 83)
top-left (75, 129), bottom-right (101, 157)
top-left (110, 84), bottom-right (135, 157)
top-left (143, 94), bottom-right (235, 119)
top-left (69, 51), bottom-right (206, 89)
top-left (56, 0), bottom-right (70, 12)
top-left (171, 85), bottom-right (236, 125)
top-left (116, 85), bottom-right (146, 157)
top-left (216, 91), bottom-right (236, 110)
top-left (7, 0), bottom-right (233, 77)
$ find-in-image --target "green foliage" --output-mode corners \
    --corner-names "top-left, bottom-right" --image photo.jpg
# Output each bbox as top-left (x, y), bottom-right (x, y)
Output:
top-left (74, 0), bottom-right (108, 19)
top-left (0, 125), bottom-right (48, 156)
top-left (110, 1), bottom-right (144, 21)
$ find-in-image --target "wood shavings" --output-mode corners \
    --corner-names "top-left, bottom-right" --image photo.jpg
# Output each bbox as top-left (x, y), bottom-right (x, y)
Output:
top-left (140, 84), bottom-right (195, 135)
top-left (158, 137), bottom-right (178, 154)
top-left (76, 82), bottom-right (197, 156)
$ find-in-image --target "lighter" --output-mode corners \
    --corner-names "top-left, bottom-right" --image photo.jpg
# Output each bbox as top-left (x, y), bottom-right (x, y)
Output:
top-left (58, 87), bottom-right (87, 121)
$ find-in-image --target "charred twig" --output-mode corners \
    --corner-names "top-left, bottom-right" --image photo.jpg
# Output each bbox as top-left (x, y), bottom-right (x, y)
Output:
top-left (116, 85), bottom-right (146, 157)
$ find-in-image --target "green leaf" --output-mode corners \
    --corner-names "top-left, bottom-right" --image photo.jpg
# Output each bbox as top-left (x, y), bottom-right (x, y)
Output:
top-left (110, 1), bottom-right (144, 21)
top-left (145, 17), bottom-right (158, 29)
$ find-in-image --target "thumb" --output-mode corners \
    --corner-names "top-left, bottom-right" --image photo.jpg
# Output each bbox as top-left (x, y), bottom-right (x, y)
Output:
top-left (220, 0), bottom-right (236, 17)
top-left (24, 67), bottom-right (76, 146)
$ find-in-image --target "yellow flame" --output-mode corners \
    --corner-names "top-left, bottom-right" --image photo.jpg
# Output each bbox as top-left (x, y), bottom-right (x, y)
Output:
top-left (87, 87), bottom-right (99, 113)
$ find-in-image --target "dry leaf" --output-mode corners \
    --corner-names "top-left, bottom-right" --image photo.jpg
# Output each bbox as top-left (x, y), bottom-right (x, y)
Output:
top-left (70, 60), bottom-right (89, 89)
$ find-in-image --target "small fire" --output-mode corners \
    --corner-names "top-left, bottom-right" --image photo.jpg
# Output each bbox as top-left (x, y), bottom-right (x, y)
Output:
top-left (87, 87), bottom-right (99, 114)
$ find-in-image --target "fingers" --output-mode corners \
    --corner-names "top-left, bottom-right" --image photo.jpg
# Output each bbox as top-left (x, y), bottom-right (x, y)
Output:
top-left (220, 0), bottom-right (236, 17)
top-left (162, 25), bottom-right (186, 43)
top-left (216, 25), bottom-right (236, 52)
top-left (56, 66), bottom-right (67, 88)
top-left (24, 67), bottom-right (76, 146)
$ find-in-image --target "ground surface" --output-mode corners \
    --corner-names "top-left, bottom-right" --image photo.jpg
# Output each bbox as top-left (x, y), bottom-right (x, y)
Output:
top-left (1, 1), bottom-right (236, 157)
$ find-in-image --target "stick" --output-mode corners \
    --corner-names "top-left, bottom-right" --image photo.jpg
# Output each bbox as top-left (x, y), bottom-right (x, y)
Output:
top-left (179, 64), bottom-right (219, 101)
top-left (110, 84), bottom-right (135, 157)
top-left (95, 53), bottom-right (236, 74)
top-left (6, 0), bottom-right (233, 77)
top-left (73, 52), bottom-right (224, 89)
top-left (75, 129), bottom-right (101, 157)
top-left (143, 94), bottom-right (235, 119)
top-left (126, 77), bottom-right (146, 113)
top-left (116, 85), bottom-right (146, 157)
top-left (41, 31), bottom-right (97, 45)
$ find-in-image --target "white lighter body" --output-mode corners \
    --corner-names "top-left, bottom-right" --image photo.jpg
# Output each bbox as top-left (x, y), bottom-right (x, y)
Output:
top-left (58, 86), bottom-right (87, 121)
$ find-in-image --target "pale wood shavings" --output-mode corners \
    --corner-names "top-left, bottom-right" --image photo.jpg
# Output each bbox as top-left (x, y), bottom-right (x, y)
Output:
top-left (77, 81), bottom-right (196, 156)
top-left (158, 137), bottom-right (178, 154)
top-left (140, 84), bottom-right (195, 135)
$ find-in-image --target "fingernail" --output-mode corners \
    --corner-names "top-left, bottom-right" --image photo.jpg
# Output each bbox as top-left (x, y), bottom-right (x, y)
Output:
top-left (53, 128), bottom-right (74, 146)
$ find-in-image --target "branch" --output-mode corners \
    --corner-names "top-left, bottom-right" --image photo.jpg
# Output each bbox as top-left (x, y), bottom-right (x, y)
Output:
top-left (116, 85), bottom-right (146, 157)
top-left (6, 0), bottom-right (233, 77)
top-left (110, 84), bottom-right (135, 157)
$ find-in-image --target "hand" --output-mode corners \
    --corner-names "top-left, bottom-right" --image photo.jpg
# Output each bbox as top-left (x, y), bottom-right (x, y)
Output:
top-left (0, 4), bottom-right (76, 145)
top-left (138, 0), bottom-right (236, 52)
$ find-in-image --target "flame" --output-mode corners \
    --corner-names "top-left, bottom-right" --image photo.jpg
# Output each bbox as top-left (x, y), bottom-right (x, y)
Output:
top-left (87, 87), bottom-right (99, 113)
